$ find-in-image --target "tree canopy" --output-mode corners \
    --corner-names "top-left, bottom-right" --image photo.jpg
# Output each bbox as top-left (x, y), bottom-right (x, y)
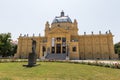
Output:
top-left (0, 33), bottom-right (17, 57)
top-left (114, 42), bottom-right (120, 59)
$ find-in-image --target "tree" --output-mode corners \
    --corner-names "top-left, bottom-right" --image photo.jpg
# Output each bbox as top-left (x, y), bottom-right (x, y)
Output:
top-left (0, 33), bottom-right (12, 57)
top-left (10, 42), bottom-right (17, 56)
top-left (114, 42), bottom-right (120, 59)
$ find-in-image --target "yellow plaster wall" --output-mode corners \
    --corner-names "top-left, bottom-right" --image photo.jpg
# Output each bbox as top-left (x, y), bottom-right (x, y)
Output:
top-left (16, 19), bottom-right (118, 59)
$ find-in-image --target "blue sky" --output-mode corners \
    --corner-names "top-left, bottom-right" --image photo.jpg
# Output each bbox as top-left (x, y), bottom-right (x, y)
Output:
top-left (0, 0), bottom-right (120, 43)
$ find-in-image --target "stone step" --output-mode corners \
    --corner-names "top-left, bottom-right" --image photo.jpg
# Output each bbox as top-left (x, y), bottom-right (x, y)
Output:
top-left (45, 53), bottom-right (66, 60)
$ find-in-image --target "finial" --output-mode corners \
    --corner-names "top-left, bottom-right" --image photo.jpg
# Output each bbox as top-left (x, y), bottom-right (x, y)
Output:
top-left (20, 34), bottom-right (22, 37)
top-left (109, 30), bottom-right (111, 33)
top-left (46, 21), bottom-right (49, 24)
top-left (99, 31), bottom-right (101, 34)
top-left (74, 19), bottom-right (77, 24)
top-left (106, 31), bottom-right (108, 34)
top-left (33, 33), bottom-right (35, 37)
top-left (46, 21), bottom-right (49, 27)
top-left (39, 33), bottom-right (41, 36)
top-left (24, 34), bottom-right (26, 37)
top-left (84, 32), bottom-right (86, 35)
top-left (61, 10), bottom-right (64, 17)
top-left (27, 34), bottom-right (29, 37)
top-left (91, 31), bottom-right (93, 35)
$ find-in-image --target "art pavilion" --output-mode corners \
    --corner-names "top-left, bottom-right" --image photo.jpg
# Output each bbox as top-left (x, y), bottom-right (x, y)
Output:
top-left (16, 11), bottom-right (118, 60)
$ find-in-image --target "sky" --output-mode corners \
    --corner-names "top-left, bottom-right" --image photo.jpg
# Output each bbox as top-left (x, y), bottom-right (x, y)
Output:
top-left (0, 0), bottom-right (120, 43)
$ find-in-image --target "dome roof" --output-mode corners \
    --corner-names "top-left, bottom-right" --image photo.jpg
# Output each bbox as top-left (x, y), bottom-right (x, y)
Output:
top-left (52, 11), bottom-right (72, 24)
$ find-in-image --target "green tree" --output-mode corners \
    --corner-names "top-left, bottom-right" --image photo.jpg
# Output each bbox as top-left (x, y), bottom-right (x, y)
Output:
top-left (10, 43), bottom-right (17, 56)
top-left (114, 42), bottom-right (120, 59)
top-left (0, 33), bottom-right (12, 57)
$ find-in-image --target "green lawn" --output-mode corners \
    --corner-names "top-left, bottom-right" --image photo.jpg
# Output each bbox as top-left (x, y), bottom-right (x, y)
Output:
top-left (0, 62), bottom-right (120, 80)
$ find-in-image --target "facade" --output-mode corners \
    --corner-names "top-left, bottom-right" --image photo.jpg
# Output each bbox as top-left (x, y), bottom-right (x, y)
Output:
top-left (16, 11), bottom-right (118, 60)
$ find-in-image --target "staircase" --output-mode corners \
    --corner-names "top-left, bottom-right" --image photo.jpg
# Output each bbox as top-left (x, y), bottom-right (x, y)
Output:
top-left (45, 53), bottom-right (66, 60)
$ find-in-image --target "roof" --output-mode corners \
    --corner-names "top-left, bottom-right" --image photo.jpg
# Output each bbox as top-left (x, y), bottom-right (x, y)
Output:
top-left (52, 11), bottom-right (72, 24)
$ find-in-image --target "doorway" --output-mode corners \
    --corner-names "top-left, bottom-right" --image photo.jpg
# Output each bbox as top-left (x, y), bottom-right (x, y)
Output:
top-left (62, 47), bottom-right (66, 53)
top-left (56, 44), bottom-right (61, 53)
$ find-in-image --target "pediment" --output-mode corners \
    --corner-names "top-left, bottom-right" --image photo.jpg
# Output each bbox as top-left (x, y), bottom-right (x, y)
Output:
top-left (49, 27), bottom-right (68, 34)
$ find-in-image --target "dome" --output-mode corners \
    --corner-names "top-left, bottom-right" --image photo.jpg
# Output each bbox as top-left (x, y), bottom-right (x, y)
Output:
top-left (52, 11), bottom-right (72, 24)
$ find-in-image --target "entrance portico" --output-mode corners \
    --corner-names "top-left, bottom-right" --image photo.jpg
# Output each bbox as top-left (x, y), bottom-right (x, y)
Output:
top-left (51, 37), bottom-right (67, 54)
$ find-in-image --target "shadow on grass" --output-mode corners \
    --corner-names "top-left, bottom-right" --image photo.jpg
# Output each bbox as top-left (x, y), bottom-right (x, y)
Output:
top-left (0, 77), bottom-right (13, 80)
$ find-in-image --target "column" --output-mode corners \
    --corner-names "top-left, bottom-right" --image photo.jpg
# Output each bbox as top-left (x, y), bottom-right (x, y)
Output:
top-left (55, 44), bottom-right (56, 54)
top-left (61, 43), bottom-right (62, 54)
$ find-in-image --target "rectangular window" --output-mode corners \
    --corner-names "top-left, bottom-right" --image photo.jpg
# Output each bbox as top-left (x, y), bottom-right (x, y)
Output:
top-left (72, 47), bottom-right (77, 52)
top-left (62, 37), bottom-right (66, 42)
top-left (57, 37), bottom-right (61, 42)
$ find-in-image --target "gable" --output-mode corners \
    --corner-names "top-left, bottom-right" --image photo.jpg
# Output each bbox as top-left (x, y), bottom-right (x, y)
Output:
top-left (48, 27), bottom-right (68, 34)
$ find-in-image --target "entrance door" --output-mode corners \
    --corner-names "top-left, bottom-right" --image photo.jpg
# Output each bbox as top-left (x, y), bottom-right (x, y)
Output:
top-left (62, 47), bottom-right (66, 53)
top-left (56, 44), bottom-right (61, 54)
top-left (51, 47), bottom-right (55, 53)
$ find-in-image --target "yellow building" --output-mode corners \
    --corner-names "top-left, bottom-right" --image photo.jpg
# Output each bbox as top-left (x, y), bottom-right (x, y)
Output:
top-left (16, 11), bottom-right (118, 60)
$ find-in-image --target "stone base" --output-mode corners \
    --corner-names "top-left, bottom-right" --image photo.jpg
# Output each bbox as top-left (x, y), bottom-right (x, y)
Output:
top-left (66, 56), bottom-right (69, 60)
top-left (23, 64), bottom-right (39, 67)
top-left (41, 57), bottom-right (45, 60)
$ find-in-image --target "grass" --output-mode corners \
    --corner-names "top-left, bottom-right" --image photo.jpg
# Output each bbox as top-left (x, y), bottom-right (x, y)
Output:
top-left (0, 62), bottom-right (120, 80)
